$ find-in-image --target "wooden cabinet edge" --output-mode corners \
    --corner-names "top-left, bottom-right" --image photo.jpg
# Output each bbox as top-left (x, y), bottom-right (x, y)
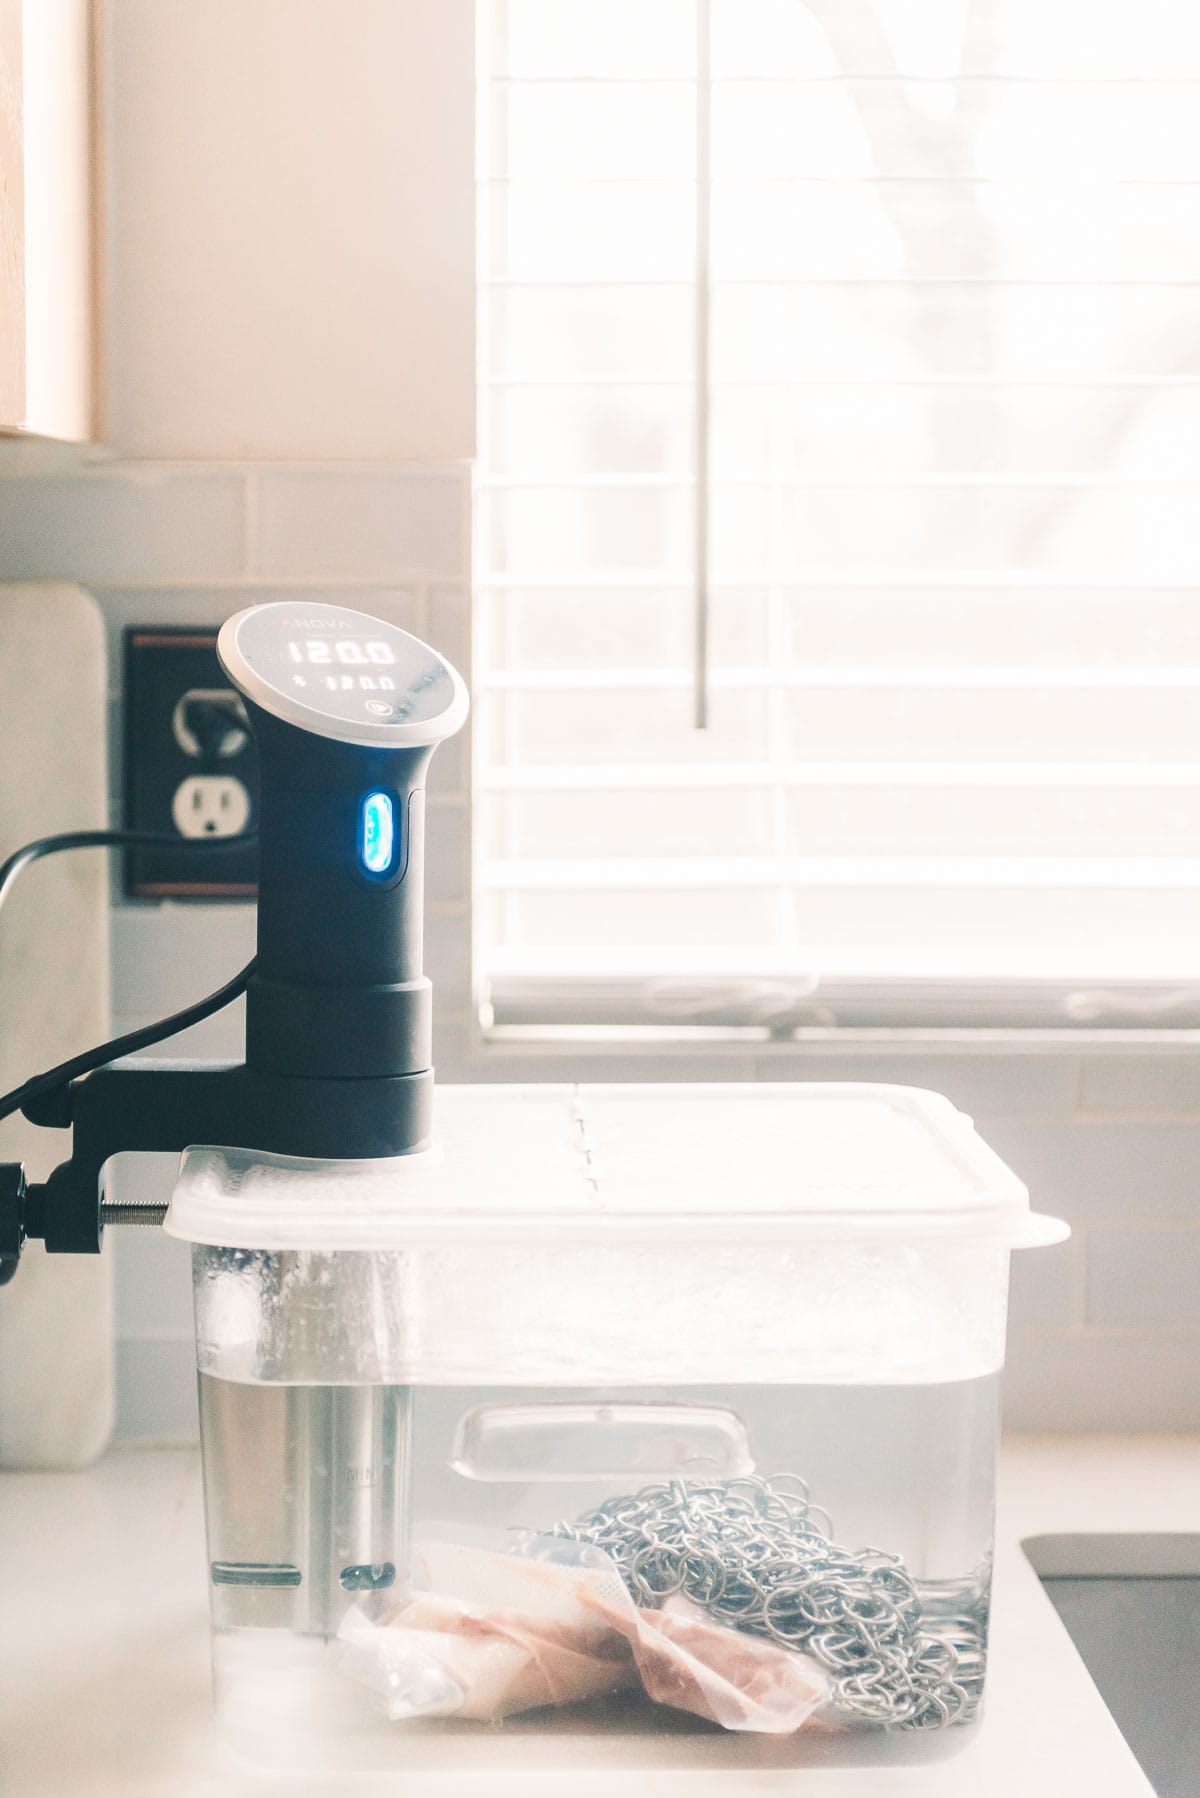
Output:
top-left (1, 0), bottom-right (102, 444)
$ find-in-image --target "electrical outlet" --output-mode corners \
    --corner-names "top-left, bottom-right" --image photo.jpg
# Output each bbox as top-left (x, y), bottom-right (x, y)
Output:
top-left (124, 629), bottom-right (259, 898)
top-left (171, 689), bottom-right (249, 759)
top-left (172, 775), bottom-right (253, 839)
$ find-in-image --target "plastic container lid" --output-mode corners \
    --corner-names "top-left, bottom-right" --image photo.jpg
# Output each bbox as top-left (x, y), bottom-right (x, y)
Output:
top-left (164, 1082), bottom-right (1067, 1253)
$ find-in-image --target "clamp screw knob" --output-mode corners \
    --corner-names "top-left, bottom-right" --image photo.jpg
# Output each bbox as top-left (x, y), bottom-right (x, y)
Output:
top-left (0, 1163), bottom-right (28, 1286)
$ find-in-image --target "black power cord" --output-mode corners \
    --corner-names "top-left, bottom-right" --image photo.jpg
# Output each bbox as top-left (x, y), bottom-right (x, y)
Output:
top-left (0, 828), bottom-right (258, 1125)
top-left (0, 957), bottom-right (257, 1125)
top-left (0, 827), bottom-right (254, 914)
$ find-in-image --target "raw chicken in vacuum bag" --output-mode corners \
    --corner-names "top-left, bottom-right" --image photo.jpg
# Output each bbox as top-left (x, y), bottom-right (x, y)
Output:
top-left (336, 1532), bottom-right (829, 1732)
top-left (582, 1588), bottom-right (831, 1733)
top-left (337, 1536), bottom-right (636, 1722)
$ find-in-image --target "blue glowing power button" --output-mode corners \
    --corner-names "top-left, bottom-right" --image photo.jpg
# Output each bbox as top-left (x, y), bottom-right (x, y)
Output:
top-left (360, 792), bottom-right (396, 877)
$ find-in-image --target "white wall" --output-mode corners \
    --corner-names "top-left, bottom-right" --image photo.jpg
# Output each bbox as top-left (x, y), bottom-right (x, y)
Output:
top-left (0, 1), bottom-right (1199, 1443)
top-left (104, 0), bottom-right (475, 459)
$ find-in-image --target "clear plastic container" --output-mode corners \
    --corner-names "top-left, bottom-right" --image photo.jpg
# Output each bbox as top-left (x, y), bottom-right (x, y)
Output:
top-left (165, 1082), bottom-right (1066, 1773)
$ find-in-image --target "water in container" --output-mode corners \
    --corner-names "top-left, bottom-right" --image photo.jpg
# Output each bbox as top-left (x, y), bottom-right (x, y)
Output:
top-left (167, 1083), bottom-right (1065, 1772)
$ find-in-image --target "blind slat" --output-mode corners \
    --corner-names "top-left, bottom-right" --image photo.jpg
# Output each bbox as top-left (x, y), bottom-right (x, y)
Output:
top-left (485, 762), bottom-right (1200, 792)
top-left (478, 3), bottom-right (1200, 1022)
top-left (484, 856), bottom-right (1200, 893)
top-left (482, 668), bottom-right (1200, 692)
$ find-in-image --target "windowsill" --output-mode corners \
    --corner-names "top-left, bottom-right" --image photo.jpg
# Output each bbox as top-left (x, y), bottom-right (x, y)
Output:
top-left (433, 1015), bottom-right (1200, 1125)
top-left (474, 1021), bottom-right (1200, 1054)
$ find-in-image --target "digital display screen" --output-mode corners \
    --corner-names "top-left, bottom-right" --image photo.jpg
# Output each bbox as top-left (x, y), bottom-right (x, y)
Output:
top-left (287, 639), bottom-right (395, 665)
top-left (232, 608), bottom-right (455, 729)
top-left (288, 638), bottom-right (400, 693)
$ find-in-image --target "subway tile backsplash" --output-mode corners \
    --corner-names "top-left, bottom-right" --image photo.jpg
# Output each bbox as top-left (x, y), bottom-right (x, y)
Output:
top-left (1002, 1331), bottom-right (1200, 1433)
top-left (3, 453), bottom-right (1200, 1442)
top-left (1086, 1230), bottom-right (1200, 1329)
top-left (979, 1116), bottom-right (1200, 1230)
top-left (1006, 1236), bottom-right (1080, 1333)
top-left (253, 467), bottom-right (468, 578)
top-left (0, 467), bottom-right (247, 584)
top-left (1078, 1053), bottom-right (1200, 1118)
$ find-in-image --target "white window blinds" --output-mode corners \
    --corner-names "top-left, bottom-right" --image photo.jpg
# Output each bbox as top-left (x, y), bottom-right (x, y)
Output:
top-left (476, 0), bottom-right (1200, 1031)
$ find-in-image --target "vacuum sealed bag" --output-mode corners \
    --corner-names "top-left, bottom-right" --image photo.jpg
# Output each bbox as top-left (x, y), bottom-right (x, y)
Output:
top-left (336, 1532), bottom-right (830, 1733)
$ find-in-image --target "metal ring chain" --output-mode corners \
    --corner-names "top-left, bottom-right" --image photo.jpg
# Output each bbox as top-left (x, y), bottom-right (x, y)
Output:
top-left (553, 1474), bottom-right (989, 1730)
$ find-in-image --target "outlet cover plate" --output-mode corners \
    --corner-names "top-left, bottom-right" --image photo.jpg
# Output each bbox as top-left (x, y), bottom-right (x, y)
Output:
top-left (123, 629), bottom-right (259, 898)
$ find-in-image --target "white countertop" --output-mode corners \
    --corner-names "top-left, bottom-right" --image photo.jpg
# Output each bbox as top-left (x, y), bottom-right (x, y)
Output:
top-left (3, 1435), bottom-right (1196, 1797)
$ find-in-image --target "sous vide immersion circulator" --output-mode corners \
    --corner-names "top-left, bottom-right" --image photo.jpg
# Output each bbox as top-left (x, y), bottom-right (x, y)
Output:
top-left (219, 600), bottom-right (468, 1144)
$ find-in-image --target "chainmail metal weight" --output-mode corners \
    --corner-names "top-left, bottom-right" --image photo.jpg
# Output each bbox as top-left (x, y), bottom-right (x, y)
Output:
top-left (553, 1473), bottom-right (988, 1730)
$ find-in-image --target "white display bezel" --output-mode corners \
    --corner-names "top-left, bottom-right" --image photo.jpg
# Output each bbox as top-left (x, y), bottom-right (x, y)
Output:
top-left (216, 603), bottom-right (469, 747)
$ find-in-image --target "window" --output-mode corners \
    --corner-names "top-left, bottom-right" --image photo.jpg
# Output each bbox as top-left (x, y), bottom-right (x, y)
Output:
top-left (476, 0), bottom-right (1200, 1032)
